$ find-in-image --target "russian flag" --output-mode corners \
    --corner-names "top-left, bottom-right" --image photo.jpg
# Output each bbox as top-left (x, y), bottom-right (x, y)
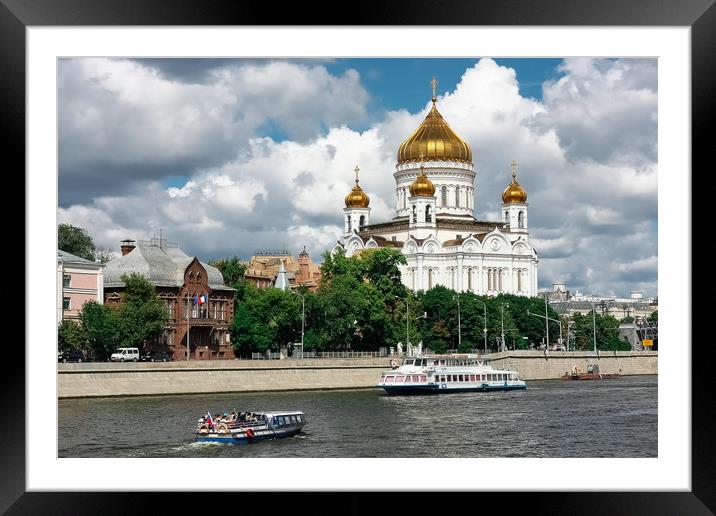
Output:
top-left (193, 294), bottom-right (199, 305)
top-left (199, 294), bottom-right (207, 305)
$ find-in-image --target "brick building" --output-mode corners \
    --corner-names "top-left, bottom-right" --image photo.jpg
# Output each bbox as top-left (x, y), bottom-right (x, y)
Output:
top-left (103, 237), bottom-right (235, 360)
top-left (244, 247), bottom-right (321, 292)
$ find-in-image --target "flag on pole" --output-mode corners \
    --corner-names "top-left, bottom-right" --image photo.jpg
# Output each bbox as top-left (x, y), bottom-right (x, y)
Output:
top-left (199, 294), bottom-right (206, 305)
top-left (193, 293), bottom-right (199, 305)
top-left (206, 411), bottom-right (214, 429)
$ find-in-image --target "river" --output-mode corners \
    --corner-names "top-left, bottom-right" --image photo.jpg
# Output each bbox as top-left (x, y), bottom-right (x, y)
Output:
top-left (58, 375), bottom-right (656, 458)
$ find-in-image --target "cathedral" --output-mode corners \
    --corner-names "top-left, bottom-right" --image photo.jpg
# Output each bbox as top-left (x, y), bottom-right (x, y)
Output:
top-left (333, 79), bottom-right (538, 296)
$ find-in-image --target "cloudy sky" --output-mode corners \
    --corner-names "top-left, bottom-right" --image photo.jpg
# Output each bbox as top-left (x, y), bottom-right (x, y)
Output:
top-left (57, 57), bottom-right (657, 298)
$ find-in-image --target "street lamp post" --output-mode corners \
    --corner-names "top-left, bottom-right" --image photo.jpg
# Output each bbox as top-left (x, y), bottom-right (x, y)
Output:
top-left (291, 291), bottom-right (305, 358)
top-left (591, 294), bottom-right (597, 353)
top-left (527, 309), bottom-right (562, 350)
top-left (500, 302), bottom-right (509, 352)
top-left (543, 293), bottom-right (549, 350)
top-left (475, 299), bottom-right (487, 355)
top-left (395, 295), bottom-right (409, 348)
top-left (454, 293), bottom-right (462, 350)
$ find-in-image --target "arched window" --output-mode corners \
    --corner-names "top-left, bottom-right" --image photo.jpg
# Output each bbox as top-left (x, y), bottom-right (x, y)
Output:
top-left (467, 268), bottom-right (472, 291)
top-left (347, 215), bottom-right (352, 231)
top-left (441, 186), bottom-right (447, 207)
top-left (412, 205), bottom-right (417, 223)
top-left (518, 211), bottom-right (524, 229)
top-left (425, 205), bottom-right (432, 223)
top-left (455, 186), bottom-right (460, 207)
top-left (505, 211), bottom-right (509, 222)
top-left (517, 270), bottom-right (523, 292)
top-left (359, 215), bottom-right (365, 229)
top-left (402, 188), bottom-right (407, 209)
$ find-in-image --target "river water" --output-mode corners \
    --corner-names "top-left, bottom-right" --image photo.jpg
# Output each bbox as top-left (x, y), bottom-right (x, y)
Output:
top-left (58, 375), bottom-right (656, 458)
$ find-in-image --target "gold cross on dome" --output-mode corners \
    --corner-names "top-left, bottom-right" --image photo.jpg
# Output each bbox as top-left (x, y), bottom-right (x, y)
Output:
top-left (354, 165), bottom-right (360, 183)
top-left (430, 76), bottom-right (438, 100)
top-left (511, 160), bottom-right (517, 180)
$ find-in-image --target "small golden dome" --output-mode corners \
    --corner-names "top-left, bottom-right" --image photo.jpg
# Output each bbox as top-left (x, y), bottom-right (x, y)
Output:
top-left (409, 170), bottom-right (436, 197)
top-left (502, 160), bottom-right (528, 203)
top-left (345, 165), bottom-right (370, 208)
top-left (397, 78), bottom-right (472, 165)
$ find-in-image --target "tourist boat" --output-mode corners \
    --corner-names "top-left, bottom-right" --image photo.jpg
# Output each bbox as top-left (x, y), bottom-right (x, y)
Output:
top-left (561, 364), bottom-right (619, 380)
top-left (194, 410), bottom-right (306, 443)
top-left (377, 353), bottom-right (526, 394)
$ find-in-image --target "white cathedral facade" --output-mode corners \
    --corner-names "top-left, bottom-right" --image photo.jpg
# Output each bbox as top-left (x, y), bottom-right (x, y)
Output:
top-left (333, 80), bottom-right (539, 297)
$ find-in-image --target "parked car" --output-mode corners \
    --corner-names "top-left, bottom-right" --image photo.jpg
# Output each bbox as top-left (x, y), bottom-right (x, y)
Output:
top-left (139, 350), bottom-right (171, 362)
top-left (110, 347), bottom-right (140, 362)
top-left (58, 349), bottom-right (86, 363)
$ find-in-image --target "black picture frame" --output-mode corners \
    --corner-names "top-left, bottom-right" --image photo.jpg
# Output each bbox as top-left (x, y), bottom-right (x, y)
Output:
top-left (5, 0), bottom-right (712, 513)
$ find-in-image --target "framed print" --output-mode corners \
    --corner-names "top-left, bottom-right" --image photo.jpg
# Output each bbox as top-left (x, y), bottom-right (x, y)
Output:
top-left (5, 0), bottom-right (713, 513)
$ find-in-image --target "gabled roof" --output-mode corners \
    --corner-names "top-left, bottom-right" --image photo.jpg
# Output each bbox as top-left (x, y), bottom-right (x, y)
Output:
top-left (103, 240), bottom-right (229, 290)
top-left (58, 249), bottom-right (97, 265)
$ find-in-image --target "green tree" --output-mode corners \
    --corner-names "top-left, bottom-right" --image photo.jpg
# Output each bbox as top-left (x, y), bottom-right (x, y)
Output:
top-left (112, 273), bottom-right (167, 348)
top-left (230, 284), bottom-right (301, 355)
top-left (210, 256), bottom-right (247, 290)
top-left (58, 223), bottom-right (96, 261)
top-left (316, 247), bottom-right (408, 351)
top-left (57, 320), bottom-right (88, 352)
top-left (80, 301), bottom-right (118, 359)
top-left (647, 310), bottom-right (658, 324)
top-left (571, 311), bottom-right (630, 351)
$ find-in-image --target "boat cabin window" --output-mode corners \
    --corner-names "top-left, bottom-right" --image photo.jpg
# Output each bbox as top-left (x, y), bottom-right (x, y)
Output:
top-left (404, 359), bottom-right (414, 366)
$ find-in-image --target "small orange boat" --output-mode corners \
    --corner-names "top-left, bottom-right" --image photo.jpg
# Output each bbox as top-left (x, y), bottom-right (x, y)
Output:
top-left (561, 364), bottom-right (619, 380)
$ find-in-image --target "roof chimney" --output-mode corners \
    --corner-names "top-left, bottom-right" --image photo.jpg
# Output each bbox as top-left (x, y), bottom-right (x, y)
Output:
top-left (120, 239), bottom-right (136, 256)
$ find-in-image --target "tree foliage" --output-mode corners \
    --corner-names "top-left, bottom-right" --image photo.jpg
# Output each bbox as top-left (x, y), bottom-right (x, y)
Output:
top-left (210, 256), bottom-right (247, 290)
top-left (80, 301), bottom-right (118, 359)
top-left (112, 274), bottom-right (168, 348)
top-left (58, 223), bottom-right (96, 261)
top-left (57, 320), bottom-right (88, 351)
top-left (78, 274), bottom-right (167, 358)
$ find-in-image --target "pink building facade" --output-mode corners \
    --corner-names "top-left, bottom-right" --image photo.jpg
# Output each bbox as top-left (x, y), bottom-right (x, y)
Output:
top-left (57, 250), bottom-right (104, 323)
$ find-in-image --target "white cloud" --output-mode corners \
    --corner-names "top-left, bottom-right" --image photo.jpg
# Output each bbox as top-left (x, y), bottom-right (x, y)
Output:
top-left (58, 57), bottom-right (658, 297)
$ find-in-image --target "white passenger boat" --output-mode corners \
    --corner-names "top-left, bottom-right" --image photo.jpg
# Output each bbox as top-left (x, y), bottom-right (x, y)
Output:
top-left (378, 353), bottom-right (527, 394)
top-left (194, 410), bottom-right (306, 443)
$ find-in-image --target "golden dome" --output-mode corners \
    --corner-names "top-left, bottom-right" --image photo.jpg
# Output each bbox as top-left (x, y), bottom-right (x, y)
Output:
top-left (502, 160), bottom-right (528, 203)
top-left (397, 79), bottom-right (472, 165)
top-left (409, 169), bottom-right (436, 197)
top-left (345, 165), bottom-right (370, 208)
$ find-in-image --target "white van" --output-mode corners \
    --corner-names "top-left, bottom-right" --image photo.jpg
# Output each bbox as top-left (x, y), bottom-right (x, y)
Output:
top-left (110, 347), bottom-right (140, 362)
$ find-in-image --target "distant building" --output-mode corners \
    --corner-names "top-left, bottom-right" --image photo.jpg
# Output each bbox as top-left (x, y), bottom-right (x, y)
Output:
top-left (57, 250), bottom-right (104, 324)
top-left (544, 283), bottom-right (569, 302)
top-left (102, 237), bottom-right (235, 360)
top-left (548, 287), bottom-right (657, 319)
top-left (244, 247), bottom-right (322, 292)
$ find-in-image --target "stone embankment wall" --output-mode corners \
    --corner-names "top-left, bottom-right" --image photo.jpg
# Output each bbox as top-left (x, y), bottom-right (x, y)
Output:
top-left (57, 351), bottom-right (657, 398)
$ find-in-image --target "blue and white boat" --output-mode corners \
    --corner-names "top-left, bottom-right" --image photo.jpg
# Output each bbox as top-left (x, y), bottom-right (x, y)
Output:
top-left (378, 353), bottom-right (527, 394)
top-left (194, 410), bottom-right (306, 443)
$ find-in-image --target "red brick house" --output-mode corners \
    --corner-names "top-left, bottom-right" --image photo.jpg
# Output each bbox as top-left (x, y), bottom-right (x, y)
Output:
top-left (103, 237), bottom-right (235, 360)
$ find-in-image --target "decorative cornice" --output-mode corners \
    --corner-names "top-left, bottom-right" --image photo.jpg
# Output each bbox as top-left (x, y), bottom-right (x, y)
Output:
top-left (396, 161), bottom-right (475, 173)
